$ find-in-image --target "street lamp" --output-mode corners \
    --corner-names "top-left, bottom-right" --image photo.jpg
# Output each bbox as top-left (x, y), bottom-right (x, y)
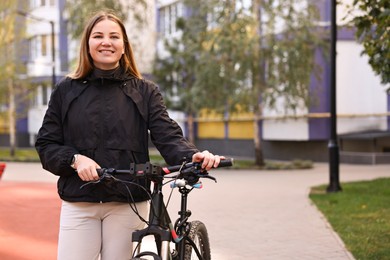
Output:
top-left (327, 0), bottom-right (342, 192)
top-left (16, 10), bottom-right (56, 89)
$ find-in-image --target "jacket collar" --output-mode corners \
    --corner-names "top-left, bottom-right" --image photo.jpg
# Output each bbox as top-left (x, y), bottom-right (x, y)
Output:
top-left (86, 67), bottom-right (133, 82)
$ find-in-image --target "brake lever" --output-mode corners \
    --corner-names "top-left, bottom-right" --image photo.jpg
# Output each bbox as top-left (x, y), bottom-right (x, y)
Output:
top-left (80, 170), bottom-right (115, 189)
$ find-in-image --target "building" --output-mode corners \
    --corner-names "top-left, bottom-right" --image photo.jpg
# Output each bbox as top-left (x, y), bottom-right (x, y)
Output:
top-left (155, 0), bottom-right (390, 164)
top-left (25, 0), bottom-right (67, 147)
top-left (2, 0), bottom-right (389, 164)
top-left (260, 1), bottom-right (390, 164)
top-left (2, 0), bottom-right (156, 147)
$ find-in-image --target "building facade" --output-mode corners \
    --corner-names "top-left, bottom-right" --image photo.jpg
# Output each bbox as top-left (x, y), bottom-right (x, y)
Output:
top-left (3, 0), bottom-right (157, 147)
top-left (259, 0), bottom-right (390, 163)
top-left (2, 0), bottom-right (389, 163)
top-left (155, 0), bottom-right (390, 163)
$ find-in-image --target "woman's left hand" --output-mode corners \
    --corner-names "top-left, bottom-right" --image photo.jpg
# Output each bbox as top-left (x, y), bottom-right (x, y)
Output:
top-left (192, 150), bottom-right (225, 171)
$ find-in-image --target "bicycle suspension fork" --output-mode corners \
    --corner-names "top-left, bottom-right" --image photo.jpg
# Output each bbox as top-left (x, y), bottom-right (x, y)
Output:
top-left (132, 181), bottom-right (171, 260)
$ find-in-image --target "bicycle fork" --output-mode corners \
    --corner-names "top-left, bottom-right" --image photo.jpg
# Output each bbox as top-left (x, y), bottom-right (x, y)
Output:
top-left (132, 182), bottom-right (172, 260)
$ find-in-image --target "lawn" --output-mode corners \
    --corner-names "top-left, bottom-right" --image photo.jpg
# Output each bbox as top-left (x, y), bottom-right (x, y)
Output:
top-left (310, 178), bottom-right (390, 260)
top-left (0, 148), bottom-right (40, 162)
top-left (0, 148), bottom-right (313, 169)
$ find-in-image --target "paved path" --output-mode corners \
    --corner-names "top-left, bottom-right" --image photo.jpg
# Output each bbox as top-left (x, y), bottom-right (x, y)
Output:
top-left (0, 162), bottom-right (389, 259)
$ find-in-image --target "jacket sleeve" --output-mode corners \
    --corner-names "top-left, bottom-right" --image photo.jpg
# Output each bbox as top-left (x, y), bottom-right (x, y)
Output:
top-left (35, 81), bottom-right (78, 177)
top-left (145, 81), bottom-right (199, 165)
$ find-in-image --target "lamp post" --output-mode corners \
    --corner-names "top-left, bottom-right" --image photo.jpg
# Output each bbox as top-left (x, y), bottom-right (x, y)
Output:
top-left (327, 0), bottom-right (342, 193)
top-left (16, 10), bottom-right (56, 89)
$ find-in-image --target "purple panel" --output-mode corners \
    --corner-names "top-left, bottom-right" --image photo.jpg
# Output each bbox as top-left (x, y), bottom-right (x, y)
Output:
top-left (338, 27), bottom-right (356, 41)
top-left (309, 47), bottom-right (330, 140)
top-left (58, 0), bottom-right (68, 73)
top-left (388, 93), bottom-right (390, 130)
top-left (308, 0), bottom-right (331, 140)
top-left (316, 0), bottom-right (330, 22)
top-left (16, 118), bottom-right (28, 133)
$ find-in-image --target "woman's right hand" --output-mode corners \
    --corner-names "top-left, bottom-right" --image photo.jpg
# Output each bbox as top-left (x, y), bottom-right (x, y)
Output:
top-left (73, 155), bottom-right (101, 181)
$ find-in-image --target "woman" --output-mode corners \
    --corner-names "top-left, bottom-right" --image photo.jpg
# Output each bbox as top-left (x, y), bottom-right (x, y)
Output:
top-left (35, 10), bottom-right (223, 260)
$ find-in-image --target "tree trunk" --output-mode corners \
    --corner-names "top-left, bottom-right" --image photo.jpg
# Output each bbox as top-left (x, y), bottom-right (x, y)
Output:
top-left (187, 113), bottom-right (195, 144)
top-left (254, 109), bottom-right (264, 166)
top-left (8, 78), bottom-right (16, 157)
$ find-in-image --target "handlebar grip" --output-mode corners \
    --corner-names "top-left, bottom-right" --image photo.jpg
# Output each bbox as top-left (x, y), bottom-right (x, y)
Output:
top-left (97, 168), bottom-right (104, 177)
top-left (217, 158), bottom-right (234, 168)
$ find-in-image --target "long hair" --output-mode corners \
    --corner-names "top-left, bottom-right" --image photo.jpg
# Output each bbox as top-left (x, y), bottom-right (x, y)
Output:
top-left (68, 11), bottom-right (142, 79)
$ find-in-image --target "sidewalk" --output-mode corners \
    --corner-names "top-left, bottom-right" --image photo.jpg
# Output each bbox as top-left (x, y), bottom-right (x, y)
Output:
top-left (0, 162), bottom-right (389, 259)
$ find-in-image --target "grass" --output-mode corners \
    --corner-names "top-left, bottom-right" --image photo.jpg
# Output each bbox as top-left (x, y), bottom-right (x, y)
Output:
top-left (0, 148), bottom-right (313, 170)
top-left (310, 178), bottom-right (390, 260)
top-left (0, 148), bottom-right (40, 162)
top-left (144, 154), bottom-right (314, 170)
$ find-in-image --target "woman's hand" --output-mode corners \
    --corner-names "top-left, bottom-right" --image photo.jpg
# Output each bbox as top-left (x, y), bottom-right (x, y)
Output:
top-left (73, 155), bottom-right (101, 181)
top-left (192, 150), bottom-right (225, 171)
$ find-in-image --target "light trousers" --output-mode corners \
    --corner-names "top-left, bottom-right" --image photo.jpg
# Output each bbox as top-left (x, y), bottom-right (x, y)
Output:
top-left (57, 200), bottom-right (148, 260)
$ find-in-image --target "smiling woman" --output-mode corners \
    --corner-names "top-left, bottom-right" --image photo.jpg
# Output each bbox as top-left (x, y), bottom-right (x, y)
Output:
top-left (88, 19), bottom-right (125, 70)
top-left (34, 10), bottom-right (225, 260)
top-left (68, 11), bottom-right (141, 79)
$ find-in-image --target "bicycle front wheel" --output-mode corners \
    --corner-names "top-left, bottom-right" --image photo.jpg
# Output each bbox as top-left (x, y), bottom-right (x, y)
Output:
top-left (184, 220), bottom-right (211, 260)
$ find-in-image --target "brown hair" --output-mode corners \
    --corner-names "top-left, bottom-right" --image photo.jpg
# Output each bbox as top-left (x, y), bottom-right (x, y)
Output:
top-left (68, 11), bottom-right (142, 79)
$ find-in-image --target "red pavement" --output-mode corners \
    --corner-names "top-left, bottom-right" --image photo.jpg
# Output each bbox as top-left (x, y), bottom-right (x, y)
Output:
top-left (0, 181), bottom-right (61, 260)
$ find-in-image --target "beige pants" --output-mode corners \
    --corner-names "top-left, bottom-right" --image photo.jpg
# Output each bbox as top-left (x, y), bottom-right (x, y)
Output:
top-left (57, 200), bottom-right (148, 260)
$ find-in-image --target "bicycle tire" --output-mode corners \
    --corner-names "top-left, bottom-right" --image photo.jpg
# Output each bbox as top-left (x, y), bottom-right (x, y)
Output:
top-left (183, 220), bottom-right (211, 260)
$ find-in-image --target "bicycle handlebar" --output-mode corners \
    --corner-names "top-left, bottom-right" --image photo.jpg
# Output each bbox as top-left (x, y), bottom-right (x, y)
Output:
top-left (161, 158), bottom-right (233, 174)
top-left (96, 158), bottom-right (234, 181)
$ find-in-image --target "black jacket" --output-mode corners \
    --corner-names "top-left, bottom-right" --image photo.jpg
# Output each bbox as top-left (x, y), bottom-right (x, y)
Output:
top-left (35, 69), bottom-right (198, 203)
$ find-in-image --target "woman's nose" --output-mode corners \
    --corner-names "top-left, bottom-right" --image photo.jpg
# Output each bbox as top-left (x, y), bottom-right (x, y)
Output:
top-left (101, 38), bottom-right (112, 46)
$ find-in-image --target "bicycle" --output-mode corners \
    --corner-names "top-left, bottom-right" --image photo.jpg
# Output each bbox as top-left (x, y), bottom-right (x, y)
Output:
top-left (90, 158), bottom-right (233, 260)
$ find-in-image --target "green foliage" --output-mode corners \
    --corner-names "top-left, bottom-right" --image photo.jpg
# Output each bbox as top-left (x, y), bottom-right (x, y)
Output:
top-left (0, 0), bottom-right (30, 88)
top-left (310, 178), bottom-right (390, 259)
top-left (0, 0), bottom-right (17, 83)
top-left (347, 0), bottom-right (389, 90)
top-left (153, 0), bottom-right (326, 115)
top-left (65, 0), bottom-right (147, 40)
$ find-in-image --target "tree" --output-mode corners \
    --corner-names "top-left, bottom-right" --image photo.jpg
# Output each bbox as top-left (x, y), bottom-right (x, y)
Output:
top-left (65, 0), bottom-right (148, 40)
top-left (345, 0), bottom-right (389, 90)
top-left (0, 0), bottom-right (28, 156)
top-left (153, 0), bottom-right (326, 165)
top-left (65, 0), bottom-right (151, 74)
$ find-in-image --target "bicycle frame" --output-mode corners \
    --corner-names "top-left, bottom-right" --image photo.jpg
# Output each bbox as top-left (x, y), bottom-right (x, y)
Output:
top-left (95, 159), bottom-right (233, 260)
top-left (131, 173), bottom-right (172, 259)
top-left (131, 170), bottom-right (200, 260)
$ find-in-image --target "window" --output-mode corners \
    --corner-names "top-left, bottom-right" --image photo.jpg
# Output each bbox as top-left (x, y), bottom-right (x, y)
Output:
top-left (29, 37), bottom-right (37, 60)
top-left (32, 85), bottom-right (52, 106)
top-left (30, 0), bottom-right (56, 9)
top-left (29, 34), bottom-right (51, 59)
top-left (41, 34), bottom-right (47, 56)
top-left (158, 2), bottom-right (182, 37)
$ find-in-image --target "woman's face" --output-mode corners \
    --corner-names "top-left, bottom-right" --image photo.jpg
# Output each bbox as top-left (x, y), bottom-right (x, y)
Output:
top-left (88, 19), bottom-right (125, 70)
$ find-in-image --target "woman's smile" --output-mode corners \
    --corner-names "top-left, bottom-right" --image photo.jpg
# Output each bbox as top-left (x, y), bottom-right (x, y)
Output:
top-left (88, 19), bottom-right (125, 70)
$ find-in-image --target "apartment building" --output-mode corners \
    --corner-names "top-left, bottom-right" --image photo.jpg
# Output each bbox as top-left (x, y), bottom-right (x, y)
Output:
top-left (2, 0), bottom-right (388, 163)
top-left (155, 0), bottom-right (390, 163)
top-left (6, 0), bottom-right (156, 147)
